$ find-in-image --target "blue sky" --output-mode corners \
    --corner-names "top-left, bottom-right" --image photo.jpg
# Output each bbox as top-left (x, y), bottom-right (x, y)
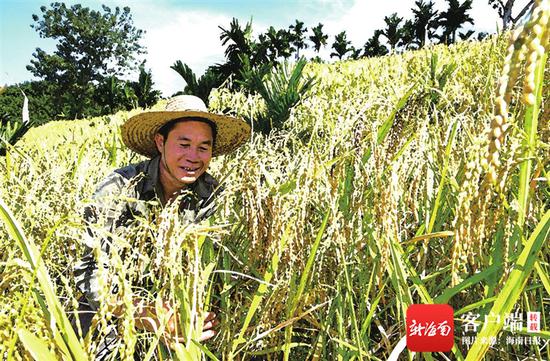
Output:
top-left (1, 0), bottom-right (505, 96)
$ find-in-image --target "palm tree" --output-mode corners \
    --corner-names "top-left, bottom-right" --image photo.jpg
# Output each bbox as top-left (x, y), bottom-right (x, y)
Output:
top-left (289, 20), bottom-right (308, 59)
top-left (399, 19), bottom-right (417, 50)
top-left (348, 46), bottom-right (363, 60)
top-left (129, 66), bottom-right (161, 109)
top-left (215, 18), bottom-right (253, 79)
top-left (364, 30), bottom-right (389, 57)
top-left (309, 23), bottom-right (328, 53)
top-left (411, 0), bottom-right (439, 47)
top-left (330, 31), bottom-right (352, 60)
top-left (245, 58), bottom-right (315, 135)
top-left (250, 34), bottom-right (271, 66)
top-left (438, 0), bottom-right (474, 44)
top-left (171, 61), bottom-right (223, 105)
top-left (95, 75), bottom-right (127, 114)
top-left (477, 31), bottom-right (489, 41)
top-left (265, 26), bottom-right (293, 60)
top-left (459, 29), bottom-right (475, 41)
top-left (382, 13), bottom-right (403, 52)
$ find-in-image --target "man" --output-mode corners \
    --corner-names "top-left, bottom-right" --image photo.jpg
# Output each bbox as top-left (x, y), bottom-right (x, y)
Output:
top-left (74, 95), bottom-right (250, 359)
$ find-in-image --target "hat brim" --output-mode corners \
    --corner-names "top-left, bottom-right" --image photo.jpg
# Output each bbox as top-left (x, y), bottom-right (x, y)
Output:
top-left (121, 110), bottom-right (251, 158)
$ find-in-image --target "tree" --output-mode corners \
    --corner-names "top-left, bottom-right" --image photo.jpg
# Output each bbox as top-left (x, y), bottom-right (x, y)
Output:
top-left (364, 30), bottom-right (389, 57)
top-left (330, 31), bottom-right (352, 60)
top-left (459, 29), bottom-right (475, 41)
top-left (348, 46), bottom-right (363, 60)
top-left (477, 31), bottom-right (489, 41)
top-left (438, 0), bottom-right (474, 44)
top-left (309, 23), bottom-right (329, 53)
top-left (129, 66), bottom-right (161, 109)
top-left (171, 61), bottom-right (223, 105)
top-left (289, 20), bottom-right (308, 59)
top-left (214, 18), bottom-right (254, 81)
top-left (244, 58), bottom-right (315, 135)
top-left (399, 19), bottom-right (417, 50)
top-left (94, 76), bottom-right (129, 114)
top-left (382, 13), bottom-right (403, 52)
top-left (251, 34), bottom-right (271, 65)
top-left (27, 3), bottom-right (145, 119)
top-left (265, 26), bottom-right (293, 60)
top-left (411, 0), bottom-right (439, 47)
top-left (488, 0), bottom-right (534, 29)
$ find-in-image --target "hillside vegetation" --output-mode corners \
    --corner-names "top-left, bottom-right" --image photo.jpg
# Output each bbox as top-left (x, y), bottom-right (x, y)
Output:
top-left (0, 34), bottom-right (548, 360)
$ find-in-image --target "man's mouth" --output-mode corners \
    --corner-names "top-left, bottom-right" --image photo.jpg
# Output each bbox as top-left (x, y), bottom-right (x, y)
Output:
top-left (181, 166), bottom-right (200, 173)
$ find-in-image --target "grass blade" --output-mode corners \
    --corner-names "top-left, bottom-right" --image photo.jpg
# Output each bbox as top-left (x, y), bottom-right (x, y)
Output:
top-left (427, 120), bottom-right (458, 233)
top-left (377, 82), bottom-right (416, 144)
top-left (0, 198), bottom-right (88, 360)
top-left (17, 329), bottom-right (58, 361)
top-left (465, 209), bottom-right (550, 360)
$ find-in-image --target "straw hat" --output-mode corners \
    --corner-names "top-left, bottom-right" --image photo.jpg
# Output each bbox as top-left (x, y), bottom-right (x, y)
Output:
top-left (121, 95), bottom-right (250, 157)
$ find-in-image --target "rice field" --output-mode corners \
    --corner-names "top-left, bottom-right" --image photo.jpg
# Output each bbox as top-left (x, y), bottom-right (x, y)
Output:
top-left (0, 10), bottom-right (549, 361)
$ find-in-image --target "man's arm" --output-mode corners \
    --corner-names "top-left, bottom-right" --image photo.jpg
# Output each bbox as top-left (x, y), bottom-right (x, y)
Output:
top-left (74, 172), bottom-right (129, 311)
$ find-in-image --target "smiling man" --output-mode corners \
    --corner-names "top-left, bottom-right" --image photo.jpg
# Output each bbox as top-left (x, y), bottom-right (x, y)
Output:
top-left (73, 95), bottom-right (250, 359)
top-left (155, 120), bottom-right (215, 200)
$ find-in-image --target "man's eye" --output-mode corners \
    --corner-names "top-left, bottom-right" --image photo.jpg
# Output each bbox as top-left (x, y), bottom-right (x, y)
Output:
top-left (180, 144), bottom-right (190, 148)
top-left (199, 147), bottom-right (209, 152)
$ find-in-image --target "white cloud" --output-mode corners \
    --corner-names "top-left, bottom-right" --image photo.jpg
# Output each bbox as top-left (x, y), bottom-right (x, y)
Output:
top-left (118, 1), bottom-right (230, 97)
top-left (143, 10), bottom-right (229, 96)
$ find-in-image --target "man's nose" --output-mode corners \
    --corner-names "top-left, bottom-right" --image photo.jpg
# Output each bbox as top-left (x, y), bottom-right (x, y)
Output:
top-left (186, 147), bottom-right (200, 162)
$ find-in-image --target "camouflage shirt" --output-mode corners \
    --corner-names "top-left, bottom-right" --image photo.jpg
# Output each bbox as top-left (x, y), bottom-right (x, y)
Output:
top-left (73, 155), bottom-right (220, 311)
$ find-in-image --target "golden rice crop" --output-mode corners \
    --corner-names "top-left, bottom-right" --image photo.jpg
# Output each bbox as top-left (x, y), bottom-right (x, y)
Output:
top-left (0, 26), bottom-right (548, 361)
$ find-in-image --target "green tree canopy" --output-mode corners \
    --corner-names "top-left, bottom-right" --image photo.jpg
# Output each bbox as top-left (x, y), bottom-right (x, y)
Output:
top-left (129, 66), bottom-right (161, 109)
top-left (309, 23), bottom-right (328, 53)
top-left (0, 81), bottom-right (57, 126)
top-left (330, 31), bottom-right (352, 60)
top-left (348, 46), bottom-right (363, 60)
top-left (399, 19), bottom-right (417, 50)
top-left (412, 0), bottom-right (439, 47)
top-left (171, 61), bottom-right (223, 105)
top-left (213, 18), bottom-right (256, 85)
top-left (289, 20), bottom-right (308, 59)
top-left (265, 26), bottom-right (293, 60)
top-left (27, 2), bottom-right (145, 119)
top-left (363, 30), bottom-right (389, 57)
top-left (382, 13), bottom-right (403, 52)
top-left (438, 0), bottom-right (474, 44)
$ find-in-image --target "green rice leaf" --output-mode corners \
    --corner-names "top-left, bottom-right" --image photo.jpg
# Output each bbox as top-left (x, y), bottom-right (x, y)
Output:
top-left (465, 209), bottom-right (550, 360)
top-left (18, 329), bottom-right (58, 361)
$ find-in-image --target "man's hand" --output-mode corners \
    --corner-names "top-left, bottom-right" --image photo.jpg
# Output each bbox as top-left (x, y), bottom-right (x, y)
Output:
top-left (198, 311), bottom-right (218, 341)
top-left (134, 300), bottom-right (219, 345)
top-left (165, 308), bottom-right (219, 342)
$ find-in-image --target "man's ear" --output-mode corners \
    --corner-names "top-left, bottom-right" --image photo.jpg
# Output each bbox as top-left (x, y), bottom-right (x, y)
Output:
top-left (154, 133), bottom-right (165, 154)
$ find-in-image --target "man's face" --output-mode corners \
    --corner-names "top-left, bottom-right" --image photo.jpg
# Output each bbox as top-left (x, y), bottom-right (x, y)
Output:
top-left (155, 120), bottom-right (213, 185)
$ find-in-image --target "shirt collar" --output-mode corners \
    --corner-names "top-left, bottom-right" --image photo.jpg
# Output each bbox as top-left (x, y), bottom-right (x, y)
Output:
top-left (140, 155), bottom-right (161, 200)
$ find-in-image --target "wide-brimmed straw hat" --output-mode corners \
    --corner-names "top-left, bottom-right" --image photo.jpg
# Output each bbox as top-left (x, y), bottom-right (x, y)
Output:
top-left (121, 95), bottom-right (250, 157)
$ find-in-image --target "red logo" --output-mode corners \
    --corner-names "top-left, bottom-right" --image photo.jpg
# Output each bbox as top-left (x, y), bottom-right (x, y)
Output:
top-left (406, 304), bottom-right (454, 352)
